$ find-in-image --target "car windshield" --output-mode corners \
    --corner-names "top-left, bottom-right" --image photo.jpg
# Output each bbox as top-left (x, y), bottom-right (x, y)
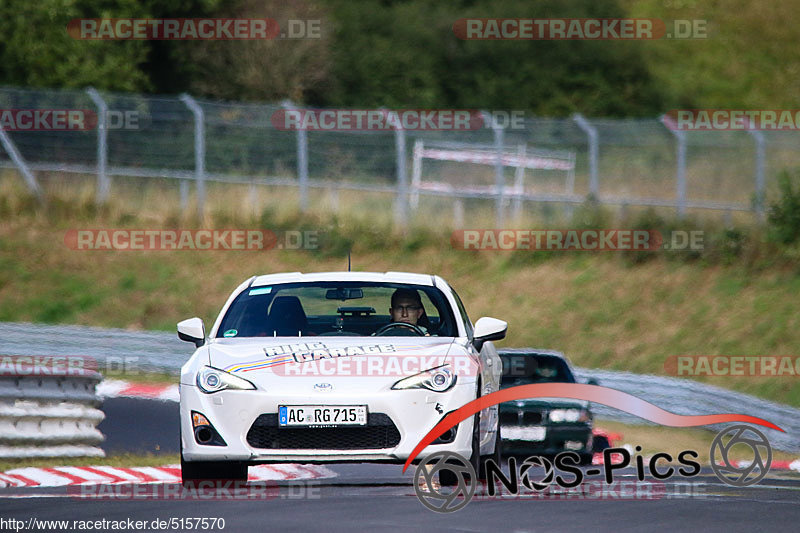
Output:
top-left (215, 281), bottom-right (457, 338)
top-left (500, 354), bottom-right (575, 387)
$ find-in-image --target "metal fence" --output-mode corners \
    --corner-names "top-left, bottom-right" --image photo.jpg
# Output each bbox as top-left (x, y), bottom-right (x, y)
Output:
top-left (2, 86), bottom-right (800, 226)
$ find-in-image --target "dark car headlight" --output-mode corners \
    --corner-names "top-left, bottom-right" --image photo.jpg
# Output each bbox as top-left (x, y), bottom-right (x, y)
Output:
top-left (548, 408), bottom-right (591, 423)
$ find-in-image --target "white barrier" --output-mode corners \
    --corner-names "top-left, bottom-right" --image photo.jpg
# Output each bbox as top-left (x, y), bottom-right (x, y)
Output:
top-left (410, 139), bottom-right (577, 210)
top-left (0, 373), bottom-right (105, 459)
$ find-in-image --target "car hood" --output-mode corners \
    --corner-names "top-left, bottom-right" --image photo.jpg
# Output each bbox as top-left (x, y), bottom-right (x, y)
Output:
top-left (205, 337), bottom-right (466, 392)
top-left (499, 397), bottom-right (590, 411)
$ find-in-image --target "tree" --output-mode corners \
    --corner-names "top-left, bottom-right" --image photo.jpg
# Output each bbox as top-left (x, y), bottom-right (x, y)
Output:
top-left (176, 0), bottom-right (332, 102)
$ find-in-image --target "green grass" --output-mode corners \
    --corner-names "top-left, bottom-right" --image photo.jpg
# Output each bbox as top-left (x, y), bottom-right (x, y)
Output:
top-left (595, 420), bottom-right (799, 465)
top-left (102, 371), bottom-right (178, 384)
top-left (1, 176), bottom-right (800, 409)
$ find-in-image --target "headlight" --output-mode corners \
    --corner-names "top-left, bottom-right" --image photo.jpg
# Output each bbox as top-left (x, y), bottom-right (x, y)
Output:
top-left (391, 364), bottom-right (456, 392)
top-left (549, 408), bottom-right (583, 423)
top-left (196, 366), bottom-right (256, 393)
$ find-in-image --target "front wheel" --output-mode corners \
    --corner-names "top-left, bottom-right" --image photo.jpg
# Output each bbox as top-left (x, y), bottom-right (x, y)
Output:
top-left (180, 455), bottom-right (248, 484)
top-left (479, 423), bottom-right (502, 479)
top-left (439, 411), bottom-right (498, 485)
top-left (180, 429), bottom-right (248, 484)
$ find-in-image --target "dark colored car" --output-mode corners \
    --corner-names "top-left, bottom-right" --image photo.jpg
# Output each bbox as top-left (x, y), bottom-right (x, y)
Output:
top-left (499, 349), bottom-right (595, 464)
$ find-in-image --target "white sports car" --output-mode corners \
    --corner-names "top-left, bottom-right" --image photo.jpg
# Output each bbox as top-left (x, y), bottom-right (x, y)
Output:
top-left (178, 271), bottom-right (507, 482)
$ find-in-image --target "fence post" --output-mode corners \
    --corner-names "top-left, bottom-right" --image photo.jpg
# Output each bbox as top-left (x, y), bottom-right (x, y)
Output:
top-left (179, 180), bottom-right (189, 213)
top-left (453, 198), bottom-right (465, 228)
top-left (282, 101), bottom-right (309, 212)
top-left (661, 115), bottom-right (687, 218)
top-left (180, 94), bottom-right (206, 220)
top-left (387, 111), bottom-right (408, 229)
top-left (748, 129), bottom-right (766, 221)
top-left (410, 139), bottom-right (423, 209)
top-left (483, 111), bottom-right (506, 227)
top-left (249, 179), bottom-right (258, 216)
top-left (86, 88), bottom-right (110, 205)
top-left (573, 113), bottom-right (599, 199)
top-left (512, 144), bottom-right (526, 220)
top-left (0, 128), bottom-right (43, 203)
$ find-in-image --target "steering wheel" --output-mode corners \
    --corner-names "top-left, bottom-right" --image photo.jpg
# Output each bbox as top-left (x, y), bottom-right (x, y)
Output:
top-left (374, 322), bottom-right (426, 336)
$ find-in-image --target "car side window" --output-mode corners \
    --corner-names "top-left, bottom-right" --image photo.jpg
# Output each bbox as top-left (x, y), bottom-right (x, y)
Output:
top-left (449, 287), bottom-right (473, 338)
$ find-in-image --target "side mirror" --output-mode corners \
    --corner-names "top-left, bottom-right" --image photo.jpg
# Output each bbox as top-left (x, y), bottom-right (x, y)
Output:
top-left (178, 317), bottom-right (206, 348)
top-left (472, 317), bottom-right (507, 351)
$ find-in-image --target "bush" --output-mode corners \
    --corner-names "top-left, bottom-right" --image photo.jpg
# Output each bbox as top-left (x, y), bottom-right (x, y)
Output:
top-left (767, 171), bottom-right (800, 245)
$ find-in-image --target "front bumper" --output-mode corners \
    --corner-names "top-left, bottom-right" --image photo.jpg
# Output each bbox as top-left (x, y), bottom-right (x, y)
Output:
top-left (501, 423), bottom-right (593, 455)
top-left (180, 381), bottom-right (477, 464)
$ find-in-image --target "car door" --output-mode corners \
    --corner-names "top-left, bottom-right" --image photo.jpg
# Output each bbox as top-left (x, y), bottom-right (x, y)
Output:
top-left (450, 286), bottom-right (502, 452)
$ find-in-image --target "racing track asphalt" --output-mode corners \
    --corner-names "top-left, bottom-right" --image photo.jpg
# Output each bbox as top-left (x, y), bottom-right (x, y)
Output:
top-left (98, 398), bottom-right (180, 455)
top-left (1, 472), bottom-right (799, 532)
top-left (0, 398), bottom-right (798, 532)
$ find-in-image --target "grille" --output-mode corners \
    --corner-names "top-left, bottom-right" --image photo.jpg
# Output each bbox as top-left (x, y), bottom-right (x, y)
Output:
top-left (501, 410), bottom-right (544, 425)
top-left (500, 411), bottom-right (520, 425)
top-left (522, 411), bottom-right (544, 425)
top-left (246, 413), bottom-right (401, 450)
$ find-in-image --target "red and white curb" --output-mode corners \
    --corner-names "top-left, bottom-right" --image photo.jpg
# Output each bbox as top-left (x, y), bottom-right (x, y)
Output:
top-left (0, 464), bottom-right (336, 488)
top-left (716, 459), bottom-right (800, 472)
top-left (97, 380), bottom-right (178, 402)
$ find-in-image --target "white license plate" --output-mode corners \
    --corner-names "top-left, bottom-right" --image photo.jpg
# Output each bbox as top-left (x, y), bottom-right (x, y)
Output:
top-left (503, 425), bottom-right (546, 441)
top-left (279, 405), bottom-right (367, 427)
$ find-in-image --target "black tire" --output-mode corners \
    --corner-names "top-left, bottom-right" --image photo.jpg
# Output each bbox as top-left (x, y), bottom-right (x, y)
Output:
top-left (479, 422), bottom-right (502, 479)
top-left (437, 466), bottom-right (458, 487)
top-left (592, 435), bottom-right (610, 453)
top-left (439, 411), bottom-right (481, 487)
top-left (181, 455), bottom-right (248, 484)
top-left (180, 429), bottom-right (248, 484)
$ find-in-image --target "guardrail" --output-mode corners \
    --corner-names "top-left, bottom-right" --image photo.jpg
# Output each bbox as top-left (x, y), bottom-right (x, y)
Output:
top-left (0, 362), bottom-right (105, 459)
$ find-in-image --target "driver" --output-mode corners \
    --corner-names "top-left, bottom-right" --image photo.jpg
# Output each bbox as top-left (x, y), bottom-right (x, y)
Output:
top-left (388, 288), bottom-right (429, 335)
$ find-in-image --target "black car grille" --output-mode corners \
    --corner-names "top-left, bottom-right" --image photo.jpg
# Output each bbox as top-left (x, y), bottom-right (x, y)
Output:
top-left (246, 413), bottom-right (401, 450)
top-left (523, 411), bottom-right (543, 425)
top-left (501, 410), bottom-right (544, 425)
top-left (500, 411), bottom-right (520, 425)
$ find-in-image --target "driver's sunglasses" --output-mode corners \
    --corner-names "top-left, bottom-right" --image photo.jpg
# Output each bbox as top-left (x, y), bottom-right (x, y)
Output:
top-left (392, 305), bottom-right (422, 312)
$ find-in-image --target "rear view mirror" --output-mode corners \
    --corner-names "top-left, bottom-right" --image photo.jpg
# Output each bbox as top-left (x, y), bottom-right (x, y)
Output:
top-left (178, 317), bottom-right (205, 347)
top-left (325, 288), bottom-right (364, 300)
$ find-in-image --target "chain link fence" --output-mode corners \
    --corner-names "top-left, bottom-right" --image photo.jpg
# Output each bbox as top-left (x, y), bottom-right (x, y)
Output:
top-left (2, 86), bottom-right (800, 226)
